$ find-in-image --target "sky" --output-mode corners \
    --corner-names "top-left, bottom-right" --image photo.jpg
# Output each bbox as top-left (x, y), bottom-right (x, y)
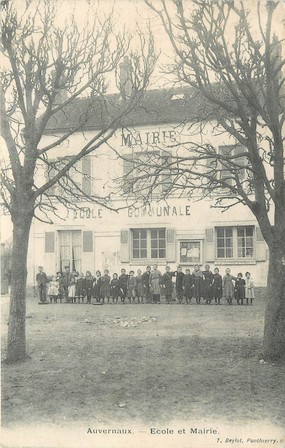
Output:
top-left (1, 0), bottom-right (284, 242)
top-left (55, 0), bottom-right (175, 90)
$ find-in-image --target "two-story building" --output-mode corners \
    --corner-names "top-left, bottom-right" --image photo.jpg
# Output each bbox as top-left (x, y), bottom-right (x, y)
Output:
top-left (27, 86), bottom-right (268, 286)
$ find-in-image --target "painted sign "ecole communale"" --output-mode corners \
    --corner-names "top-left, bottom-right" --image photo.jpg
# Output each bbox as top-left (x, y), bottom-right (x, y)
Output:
top-left (73, 205), bottom-right (191, 220)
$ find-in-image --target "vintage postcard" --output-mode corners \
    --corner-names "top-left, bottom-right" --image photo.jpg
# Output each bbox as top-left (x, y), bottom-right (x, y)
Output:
top-left (1, 0), bottom-right (285, 447)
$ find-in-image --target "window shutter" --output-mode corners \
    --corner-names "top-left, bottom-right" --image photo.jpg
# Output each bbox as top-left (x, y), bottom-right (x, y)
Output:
top-left (205, 228), bottom-right (215, 262)
top-left (256, 226), bottom-right (267, 261)
top-left (166, 228), bottom-right (176, 262)
top-left (45, 232), bottom-right (55, 253)
top-left (234, 145), bottom-right (247, 181)
top-left (123, 154), bottom-right (133, 194)
top-left (161, 150), bottom-right (172, 194)
top-left (82, 156), bottom-right (91, 195)
top-left (120, 230), bottom-right (129, 262)
top-left (83, 231), bottom-right (93, 252)
top-left (46, 161), bottom-right (57, 195)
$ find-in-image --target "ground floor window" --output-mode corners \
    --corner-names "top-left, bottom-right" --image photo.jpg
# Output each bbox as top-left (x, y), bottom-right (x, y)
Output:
top-left (216, 226), bottom-right (254, 259)
top-left (58, 230), bottom-right (82, 272)
top-left (131, 228), bottom-right (166, 260)
top-left (179, 241), bottom-right (202, 264)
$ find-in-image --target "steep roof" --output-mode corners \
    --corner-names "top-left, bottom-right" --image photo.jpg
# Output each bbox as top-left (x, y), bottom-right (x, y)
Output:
top-left (44, 86), bottom-right (217, 134)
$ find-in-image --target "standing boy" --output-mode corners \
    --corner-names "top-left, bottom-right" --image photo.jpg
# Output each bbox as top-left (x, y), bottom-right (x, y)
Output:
top-left (142, 266), bottom-right (151, 303)
top-left (119, 268), bottom-right (128, 304)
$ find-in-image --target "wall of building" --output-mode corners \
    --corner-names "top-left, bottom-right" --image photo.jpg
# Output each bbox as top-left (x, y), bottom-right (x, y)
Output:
top-left (29, 195), bottom-right (268, 286)
top-left (27, 120), bottom-right (272, 287)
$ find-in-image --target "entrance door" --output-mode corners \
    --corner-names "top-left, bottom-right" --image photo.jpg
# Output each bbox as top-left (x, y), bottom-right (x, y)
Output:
top-left (58, 230), bottom-right (82, 273)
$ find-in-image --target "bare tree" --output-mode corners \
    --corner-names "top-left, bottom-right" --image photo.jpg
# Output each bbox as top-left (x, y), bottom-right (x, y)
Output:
top-left (132, 0), bottom-right (284, 360)
top-left (0, 0), bottom-right (156, 362)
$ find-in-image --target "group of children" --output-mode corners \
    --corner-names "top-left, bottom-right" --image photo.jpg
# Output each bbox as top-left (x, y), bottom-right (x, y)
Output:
top-left (37, 264), bottom-right (255, 306)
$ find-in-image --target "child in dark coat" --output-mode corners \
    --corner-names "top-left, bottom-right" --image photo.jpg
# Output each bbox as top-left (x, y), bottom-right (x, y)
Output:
top-left (235, 273), bottom-right (246, 305)
top-left (110, 273), bottom-right (120, 304)
top-left (93, 271), bottom-right (102, 304)
top-left (101, 269), bottom-right (111, 303)
top-left (213, 267), bottom-right (222, 305)
top-left (75, 273), bottom-right (85, 303)
top-left (182, 269), bottom-right (193, 304)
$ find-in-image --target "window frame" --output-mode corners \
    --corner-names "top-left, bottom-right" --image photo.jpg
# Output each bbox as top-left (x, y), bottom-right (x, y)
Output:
top-left (57, 229), bottom-right (82, 272)
top-left (123, 150), bottom-right (172, 198)
top-left (215, 226), bottom-right (255, 261)
top-left (179, 240), bottom-right (202, 265)
top-left (130, 227), bottom-right (166, 262)
top-left (46, 155), bottom-right (92, 198)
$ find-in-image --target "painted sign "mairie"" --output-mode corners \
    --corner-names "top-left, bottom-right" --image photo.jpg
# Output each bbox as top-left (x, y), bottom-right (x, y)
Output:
top-left (121, 129), bottom-right (177, 147)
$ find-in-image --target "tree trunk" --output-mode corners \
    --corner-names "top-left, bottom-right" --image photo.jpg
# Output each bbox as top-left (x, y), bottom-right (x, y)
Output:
top-left (263, 240), bottom-right (285, 361)
top-left (6, 213), bottom-right (33, 363)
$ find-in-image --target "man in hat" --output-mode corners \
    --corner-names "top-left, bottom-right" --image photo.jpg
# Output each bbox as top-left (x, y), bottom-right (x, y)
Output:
top-left (36, 266), bottom-right (48, 304)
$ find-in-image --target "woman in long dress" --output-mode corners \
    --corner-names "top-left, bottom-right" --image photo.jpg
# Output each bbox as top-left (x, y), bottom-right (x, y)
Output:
top-left (135, 269), bottom-right (144, 303)
top-left (202, 264), bottom-right (214, 304)
top-left (192, 265), bottom-right (203, 304)
top-left (149, 264), bottom-right (162, 303)
top-left (223, 268), bottom-right (236, 305)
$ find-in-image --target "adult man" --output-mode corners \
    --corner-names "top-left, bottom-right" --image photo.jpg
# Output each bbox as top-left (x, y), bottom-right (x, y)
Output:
top-left (142, 266), bottom-right (151, 303)
top-left (36, 266), bottom-right (48, 304)
top-left (161, 266), bottom-right (174, 304)
top-left (175, 265), bottom-right (185, 304)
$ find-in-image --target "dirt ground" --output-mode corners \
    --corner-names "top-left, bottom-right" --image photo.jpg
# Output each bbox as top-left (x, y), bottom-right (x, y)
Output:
top-left (1, 290), bottom-right (285, 430)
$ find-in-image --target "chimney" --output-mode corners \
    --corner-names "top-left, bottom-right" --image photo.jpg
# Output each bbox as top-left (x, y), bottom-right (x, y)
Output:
top-left (119, 56), bottom-right (132, 100)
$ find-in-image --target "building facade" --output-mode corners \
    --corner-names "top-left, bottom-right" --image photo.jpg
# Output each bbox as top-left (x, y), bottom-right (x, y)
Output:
top-left (26, 87), bottom-right (269, 286)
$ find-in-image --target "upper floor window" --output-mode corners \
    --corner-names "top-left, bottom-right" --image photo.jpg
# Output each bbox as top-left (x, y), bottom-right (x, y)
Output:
top-left (219, 145), bottom-right (248, 186)
top-left (123, 151), bottom-right (172, 197)
top-left (45, 156), bottom-right (91, 198)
